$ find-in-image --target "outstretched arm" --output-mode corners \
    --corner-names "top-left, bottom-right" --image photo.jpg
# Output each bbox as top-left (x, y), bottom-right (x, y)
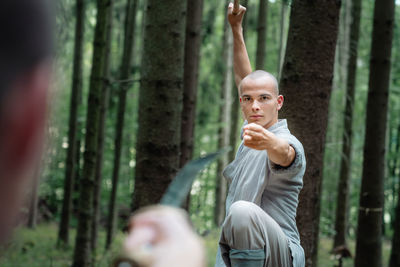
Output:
top-left (227, 3), bottom-right (252, 91)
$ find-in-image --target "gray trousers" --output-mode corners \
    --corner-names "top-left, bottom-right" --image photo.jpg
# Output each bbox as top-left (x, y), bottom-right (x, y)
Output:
top-left (218, 201), bottom-right (293, 267)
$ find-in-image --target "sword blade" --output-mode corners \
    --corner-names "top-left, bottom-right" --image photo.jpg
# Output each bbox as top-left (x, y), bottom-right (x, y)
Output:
top-left (160, 148), bottom-right (230, 207)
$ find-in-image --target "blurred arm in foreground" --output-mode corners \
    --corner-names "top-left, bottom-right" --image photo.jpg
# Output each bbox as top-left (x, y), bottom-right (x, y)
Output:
top-left (120, 206), bottom-right (205, 267)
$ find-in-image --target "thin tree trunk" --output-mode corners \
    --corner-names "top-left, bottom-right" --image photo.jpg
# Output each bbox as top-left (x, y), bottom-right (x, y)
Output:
top-left (354, 0), bottom-right (395, 266)
top-left (91, 0), bottom-right (113, 252)
top-left (389, 123), bottom-right (400, 228)
top-left (279, 1), bottom-right (341, 266)
top-left (335, 0), bottom-right (351, 91)
top-left (132, 0), bottom-right (187, 210)
top-left (214, 2), bottom-right (233, 226)
top-left (277, 0), bottom-right (288, 80)
top-left (333, 0), bottom-right (361, 249)
top-left (72, 0), bottom-right (113, 265)
top-left (179, 0), bottom-right (204, 211)
top-left (179, 0), bottom-right (204, 168)
top-left (27, 164), bottom-right (41, 229)
top-left (390, 132), bottom-right (400, 266)
top-left (73, 137), bottom-right (81, 217)
top-left (255, 0), bottom-right (268, 70)
top-left (58, 0), bottom-right (85, 246)
top-left (105, 0), bottom-right (138, 250)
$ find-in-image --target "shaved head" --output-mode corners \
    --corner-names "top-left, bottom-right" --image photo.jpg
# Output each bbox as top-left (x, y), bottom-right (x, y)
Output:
top-left (239, 70), bottom-right (279, 95)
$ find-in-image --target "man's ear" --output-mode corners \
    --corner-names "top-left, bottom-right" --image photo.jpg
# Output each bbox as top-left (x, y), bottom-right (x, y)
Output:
top-left (0, 63), bottom-right (50, 175)
top-left (277, 95), bottom-right (284, 111)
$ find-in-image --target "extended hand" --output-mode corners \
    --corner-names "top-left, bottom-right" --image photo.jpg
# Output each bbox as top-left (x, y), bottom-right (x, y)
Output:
top-left (243, 123), bottom-right (271, 150)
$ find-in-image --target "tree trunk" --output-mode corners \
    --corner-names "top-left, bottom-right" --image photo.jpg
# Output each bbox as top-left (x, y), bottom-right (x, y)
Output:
top-left (390, 138), bottom-right (400, 266)
top-left (72, 0), bottom-right (113, 265)
top-left (333, 0), bottom-right (361, 249)
top-left (179, 0), bottom-right (204, 211)
top-left (389, 123), bottom-right (400, 228)
top-left (214, 2), bottom-right (233, 226)
top-left (58, 0), bottom-right (85, 246)
top-left (335, 0), bottom-right (351, 91)
top-left (91, 0), bottom-right (113, 252)
top-left (132, 0), bottom-right (187, 210)
top-left (27, 164), bottom-right (41, 229)
top-left (105, 0), bottom-right (138, 250)
top-left (354, 0), bottom-right (395, 266)
top-left (179, 0), bottom-right (204, 168)
top-left (279, 1), bottom-right (341, 266)
top-left (277, 0), bottom-right (288, 80)
top-left (255, 0), bottom-right (268, 70)
top-left (73, 137), bottom-right (82, 217)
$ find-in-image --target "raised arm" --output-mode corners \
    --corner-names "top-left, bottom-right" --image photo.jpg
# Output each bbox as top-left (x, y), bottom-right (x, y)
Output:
top-left (227, 3), bottom-right (252, 90)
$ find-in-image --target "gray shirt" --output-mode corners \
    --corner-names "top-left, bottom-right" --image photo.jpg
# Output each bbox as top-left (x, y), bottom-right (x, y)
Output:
top-left (216, 119), bottom-right (306, 267)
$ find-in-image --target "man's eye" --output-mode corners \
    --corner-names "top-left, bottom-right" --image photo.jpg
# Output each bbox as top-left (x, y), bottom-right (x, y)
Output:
top-left (259, 96), bottom-right (268, 102)
top-left (243, 97), bottom-right (251, 102)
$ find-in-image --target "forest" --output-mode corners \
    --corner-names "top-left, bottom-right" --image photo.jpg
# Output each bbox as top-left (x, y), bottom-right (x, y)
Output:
top-left (0, 0), bottom-right (399, 266)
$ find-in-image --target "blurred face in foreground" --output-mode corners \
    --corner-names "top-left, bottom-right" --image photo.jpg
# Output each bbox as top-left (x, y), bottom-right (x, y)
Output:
top-left (239, 74), bottom-right (283, 129)
top-left (0, 63), bottom-right (51, 242)
top-left (0, 0), bottom-right (52, 243)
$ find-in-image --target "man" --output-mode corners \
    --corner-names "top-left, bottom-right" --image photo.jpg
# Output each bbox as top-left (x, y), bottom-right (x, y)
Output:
top-left (215, 3), bottom-right (306, 267)
top-left (0, 1), bottom-right (204, 266)
top-left (0, 0), bottom-right (53, 243)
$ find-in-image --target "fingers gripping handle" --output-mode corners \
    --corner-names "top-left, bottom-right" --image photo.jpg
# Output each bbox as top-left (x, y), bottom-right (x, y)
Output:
top-left (233, 0), bottom-right (240, 15)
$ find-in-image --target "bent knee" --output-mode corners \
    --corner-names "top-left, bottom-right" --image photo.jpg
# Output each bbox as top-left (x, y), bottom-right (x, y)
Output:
top-left (226, 201), bottom-right (258, 230)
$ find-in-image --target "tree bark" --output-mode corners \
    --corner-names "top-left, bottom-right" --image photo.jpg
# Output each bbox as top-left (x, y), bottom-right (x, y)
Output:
top-left (58, 0), bottom-right (85, 246)
top-left (390, 134), bottom-right (400, 266)
top-left (91, 0), bottom-right (113, 252)
top-left (27, 164), bottom-right (41, 229)
top-left (255, 0), bottom-right (268, 70)
top-left (279, 1), bottom-right (341, 266)
top-left (105, 0), bottom-right (138, 250)
top-left (132, 0), bottom-right (187, 210)
top-left (179, 0), bottom-right (204, 211)
top-left (179, 0), bottom-right (204, 168)
top-left (214, 1), bottom-right (233, 226)
top-left (277, 0), bottom-right (289, 80)
top-left (354, 0), bottom-right (395, 266)
top-left (72, 0), bottom-right (113, 265)
top-left (333, 0), bottom-right (361, 249)
top-left (389, 123), bottom-right (400, 228)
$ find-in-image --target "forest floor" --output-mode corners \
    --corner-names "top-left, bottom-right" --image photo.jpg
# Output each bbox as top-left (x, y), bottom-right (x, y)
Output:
top-left (0, 224), bottom-right (392, 267)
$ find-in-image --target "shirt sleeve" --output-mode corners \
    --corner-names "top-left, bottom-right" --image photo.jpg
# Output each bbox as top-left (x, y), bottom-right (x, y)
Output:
top-left (267, 133), bottom-right (306, 176)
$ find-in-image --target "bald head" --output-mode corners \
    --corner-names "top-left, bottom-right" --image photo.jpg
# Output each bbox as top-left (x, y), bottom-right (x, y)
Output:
top-left (239, 70), bottom-right (279, 95)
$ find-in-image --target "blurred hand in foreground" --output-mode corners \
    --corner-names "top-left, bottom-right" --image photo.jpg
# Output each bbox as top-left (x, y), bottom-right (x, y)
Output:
top-left (122, 205), bottom-right (206, 267)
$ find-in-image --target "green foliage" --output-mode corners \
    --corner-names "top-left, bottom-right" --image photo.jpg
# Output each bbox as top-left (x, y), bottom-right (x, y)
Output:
top-left (0, 224), bottom-right (124, 266)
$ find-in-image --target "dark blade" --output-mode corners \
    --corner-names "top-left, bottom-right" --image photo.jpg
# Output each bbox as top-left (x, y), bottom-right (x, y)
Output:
top-left (160, 148), bottom-right (230, 207)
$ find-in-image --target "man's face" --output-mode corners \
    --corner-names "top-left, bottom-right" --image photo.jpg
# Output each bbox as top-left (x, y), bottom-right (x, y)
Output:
top-left (239, 77), bottom-right (283, 129)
